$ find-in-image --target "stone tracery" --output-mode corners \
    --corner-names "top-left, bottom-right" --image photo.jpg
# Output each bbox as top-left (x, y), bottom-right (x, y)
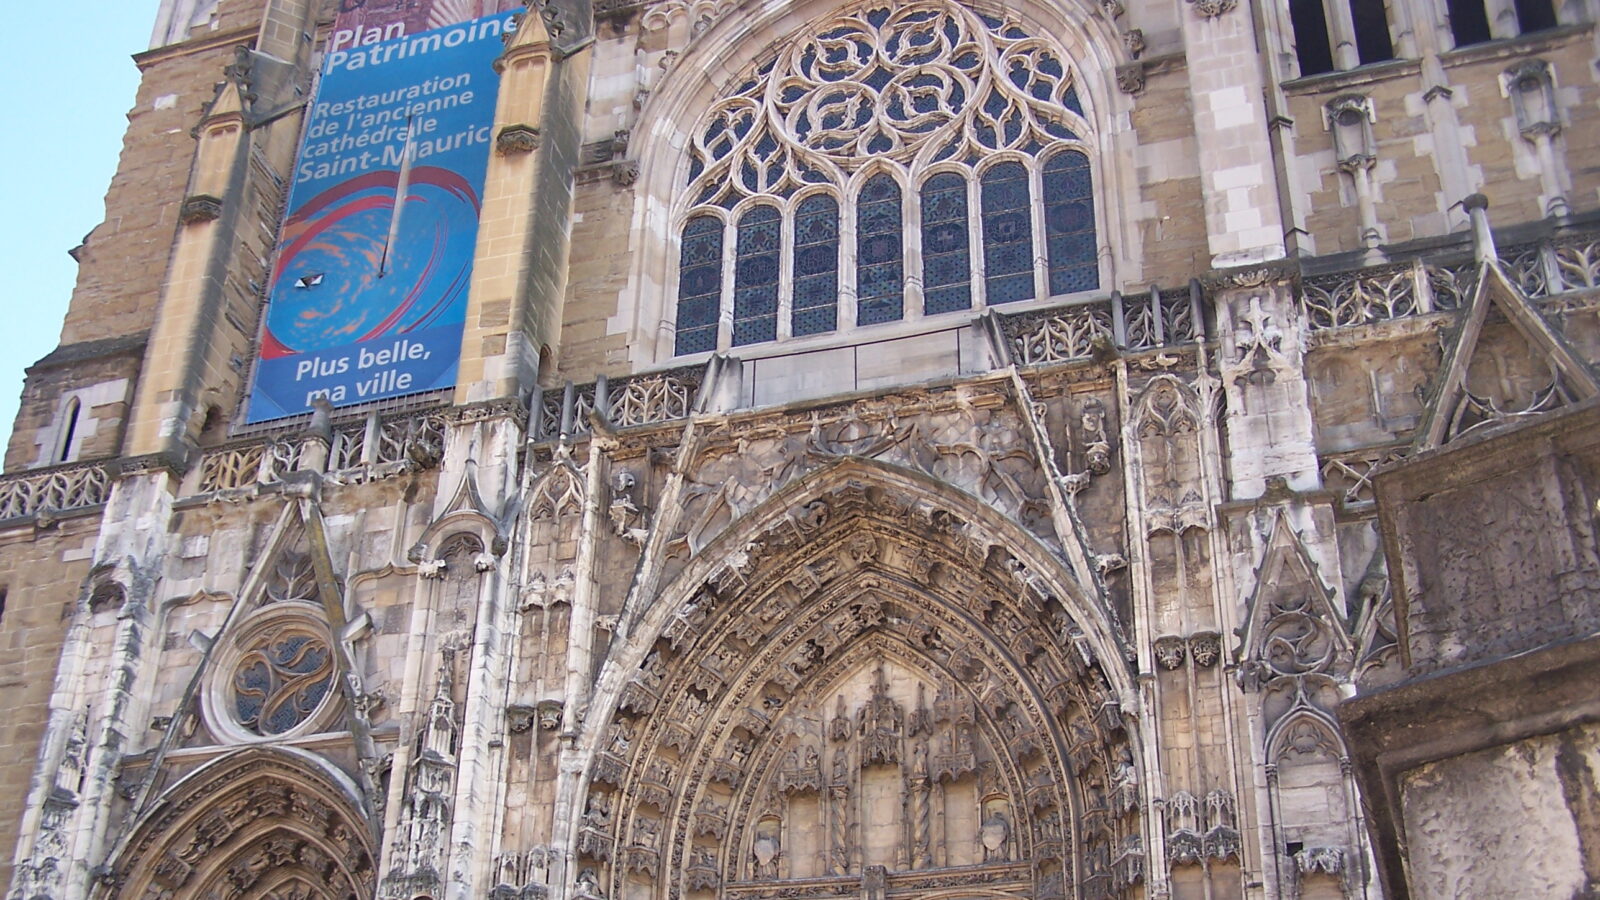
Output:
top-left (671, 0), bottom-right (1100, 353)
top-left (683, 2), bottom-right (1088, 196)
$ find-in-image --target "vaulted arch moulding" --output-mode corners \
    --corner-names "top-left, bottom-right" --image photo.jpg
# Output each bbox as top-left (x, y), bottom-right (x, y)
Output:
top-left (98, 746), bottom-right (378, 900)
top-left (574, 464), bottom-right (1147, 900)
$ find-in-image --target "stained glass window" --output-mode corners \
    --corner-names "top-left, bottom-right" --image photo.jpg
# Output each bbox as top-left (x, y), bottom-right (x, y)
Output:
top-left (675, 216), bottom-right (724, 355)
top-left (856, 175), bottom-right (904, 326)
top-left (793, 195), bottom-right (841, 336)
top-left (981, 161), bottom-right (1035, 305)
top-left (733, 206), bottom-right (782, 346)
top-left (671, 0), bottom-right (1099, 353)
top-left (1042, 151), bottom-right (1098, 296)
top-left (233, 629), bottom-right (334, 736)
top-left (920, 172), bottom-right (972, 315)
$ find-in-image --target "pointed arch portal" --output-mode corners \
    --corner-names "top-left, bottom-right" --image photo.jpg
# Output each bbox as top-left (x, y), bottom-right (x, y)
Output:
top-left (99, 746), bottom-right (377, 900)
top-left (576, 464), bottom-right (1146, 900)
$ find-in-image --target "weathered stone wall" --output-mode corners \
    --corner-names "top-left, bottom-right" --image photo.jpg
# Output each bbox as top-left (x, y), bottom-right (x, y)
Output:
top-left (0, 518), bottom-right (99, 888)
top-left (1400, 723), bottom-right (1599, 900)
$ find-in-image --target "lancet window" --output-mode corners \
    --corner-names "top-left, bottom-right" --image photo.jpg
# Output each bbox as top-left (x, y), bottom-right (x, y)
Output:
top-left (672, 1), bottom-right (1099, 356)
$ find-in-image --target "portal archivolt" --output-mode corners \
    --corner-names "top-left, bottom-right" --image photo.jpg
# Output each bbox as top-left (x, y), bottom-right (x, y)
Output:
top-left (100, 747), bottom-right (377, 900)
top-left (580, 475), bottom-right (1144, 899)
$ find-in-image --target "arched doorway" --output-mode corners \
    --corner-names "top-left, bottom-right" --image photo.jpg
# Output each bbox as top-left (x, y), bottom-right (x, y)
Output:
top-left (100, 746), bottom-right (377, 899)
top-left (574, 467), bottom-right (1146, 900)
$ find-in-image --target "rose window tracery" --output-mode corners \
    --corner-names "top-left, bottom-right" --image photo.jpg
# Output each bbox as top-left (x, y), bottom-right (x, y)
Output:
top-left (673, 1), bottom-right (1100, 355)
top-left (204, 601), bottom-right (341, 742)
top-left (232, 626), bottom-right (336, 736)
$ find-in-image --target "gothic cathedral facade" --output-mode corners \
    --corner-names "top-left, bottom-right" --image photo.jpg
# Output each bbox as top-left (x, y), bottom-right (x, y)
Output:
top-left (2, 0), bottom-right (1599, 898)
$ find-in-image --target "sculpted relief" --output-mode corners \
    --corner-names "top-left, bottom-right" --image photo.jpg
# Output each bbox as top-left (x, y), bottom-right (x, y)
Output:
top-left (580, 475), bottom-right (1143, 900)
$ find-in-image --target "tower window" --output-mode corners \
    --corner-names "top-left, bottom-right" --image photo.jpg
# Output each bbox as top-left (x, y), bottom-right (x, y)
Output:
top-left (1289, 0), bottom-right (1336, 76)
top-left (1513, 0), bottom-right (1557, 32)
top-left (1446, 0), bottom-right (1494, 46)
top-left (53, 396), bottom-right (82, 464)
top-left (1350, 0), bottom-right (1396, 64)
top-left (670, 1), bottom-right (1099, 357)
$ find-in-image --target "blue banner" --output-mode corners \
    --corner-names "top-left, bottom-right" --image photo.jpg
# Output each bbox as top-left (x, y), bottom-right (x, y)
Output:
top-left (246, 10), bottom-right (521, 422)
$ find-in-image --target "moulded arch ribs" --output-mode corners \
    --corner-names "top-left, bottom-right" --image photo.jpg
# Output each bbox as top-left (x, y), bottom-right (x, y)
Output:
top-left (615, 456), bottom-right (1138, 696)
top-left (411, 455), bottom-right (516, 566)
top-left (579, 462), bottom-right (1147, 896)
top-left (1264, 704), bottom-right (1347, 767)
top-left (524, 450), bottom-right (588, 525)
top-left (99, 745), bottom-right (379, 900)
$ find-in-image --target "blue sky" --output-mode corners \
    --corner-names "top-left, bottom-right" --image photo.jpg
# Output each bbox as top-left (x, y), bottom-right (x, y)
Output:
top-left (0, 8), bottom-right (154, 461)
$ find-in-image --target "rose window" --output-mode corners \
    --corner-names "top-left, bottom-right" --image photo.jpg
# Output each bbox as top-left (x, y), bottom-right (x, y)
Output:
top-left (231, 626), bottom-right (336, 736)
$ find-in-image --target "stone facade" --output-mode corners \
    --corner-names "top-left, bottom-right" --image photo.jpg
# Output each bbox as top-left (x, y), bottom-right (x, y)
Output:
top-left (1, 0), bottom-right (1598, 898)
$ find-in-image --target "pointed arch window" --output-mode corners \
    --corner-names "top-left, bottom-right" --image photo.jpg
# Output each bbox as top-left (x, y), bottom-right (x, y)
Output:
top-left (670, 0), bottom-right (1101, 356)
top-left (675, 216), bottom-right (724, 355)
top-left (794, 194), bottom-right (841, 336)
top-left (857, 174), bottom-right (904, 326)
top-left (1043, 150), bottom-right (1098, 295)
top-left (980, 161), bottom-right (1035, 305)
top-left (733, 206), bottom-right (782, 346)
top-left (920, 172), bottom-right (973, 315)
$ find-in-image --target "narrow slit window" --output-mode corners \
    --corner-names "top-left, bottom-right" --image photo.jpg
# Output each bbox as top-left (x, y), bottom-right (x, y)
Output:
top-left (1350, 0), bottom-right (1396, 64)
top-left (793, 195), bottom-right (841, 337)
top-left (981, 162), bottom-right (1036, 305)
top-left (1289, 0), bottom-right (1336, 75)
top-left (856, 175), bottom-right (904, 326)
top-left (1042, 151), bottom-right (1099, 296)
top-left (920, 173), bottom-right (973, 315)
top-left (675, 216), bottom-right (724, 355)
top-left (733, 206), bottom-right (782, 346)
top-left (54, 397), bottom-right (82, 464)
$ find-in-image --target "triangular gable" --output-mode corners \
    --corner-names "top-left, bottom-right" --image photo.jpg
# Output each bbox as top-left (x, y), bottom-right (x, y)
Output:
top-left (1237, 510), bottom-right (1354, 680)
top-left (1412, 260), bottom-right (1600, 452)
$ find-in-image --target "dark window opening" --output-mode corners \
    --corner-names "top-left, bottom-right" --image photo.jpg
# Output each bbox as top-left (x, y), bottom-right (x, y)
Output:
top-left (1290, 0), bottom-right (1336, 76)
top-left (55, 397), bottom-right (81, 464)
top-left (1514, 0), bottom-right (1557, 32)
top-left (1350, 0), bottom-right (1396, 64)
top-left (1447, 0), bottom-right (1493, 46)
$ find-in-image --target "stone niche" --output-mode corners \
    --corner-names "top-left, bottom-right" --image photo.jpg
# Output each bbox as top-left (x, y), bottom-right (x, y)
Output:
top-left (1339, 400), bottom-right (1600, 900)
